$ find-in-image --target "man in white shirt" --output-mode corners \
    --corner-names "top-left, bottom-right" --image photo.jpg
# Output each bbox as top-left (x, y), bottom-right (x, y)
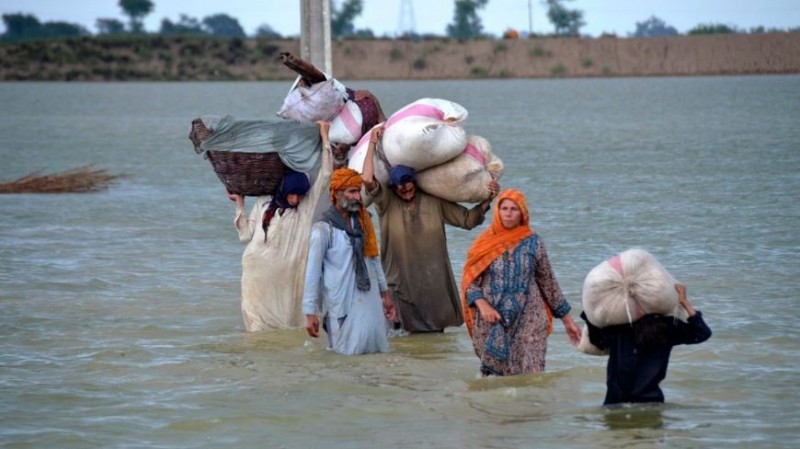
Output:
top-left (302, 167), bottom-right (396, 355)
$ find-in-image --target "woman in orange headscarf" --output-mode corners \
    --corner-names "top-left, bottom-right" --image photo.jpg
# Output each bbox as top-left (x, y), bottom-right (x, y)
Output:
top-left (461, 189), bottom-right (581, 376)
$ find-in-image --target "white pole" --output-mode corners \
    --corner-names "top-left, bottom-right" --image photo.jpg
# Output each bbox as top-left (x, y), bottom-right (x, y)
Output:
top-left (300, 0), bottom-right (332, 75)
top-left (528, 0), bottom-right (533, 36)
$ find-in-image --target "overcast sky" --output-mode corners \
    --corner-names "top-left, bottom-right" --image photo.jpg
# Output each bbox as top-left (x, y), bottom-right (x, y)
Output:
top-left (1, 0), bottom-right (798, 37)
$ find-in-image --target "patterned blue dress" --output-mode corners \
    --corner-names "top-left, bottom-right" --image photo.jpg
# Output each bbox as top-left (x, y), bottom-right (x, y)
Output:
top-left (466, 235), bottom-right (572, 375)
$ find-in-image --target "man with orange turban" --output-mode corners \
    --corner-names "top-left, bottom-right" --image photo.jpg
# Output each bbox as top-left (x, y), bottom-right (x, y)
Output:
top-left (302, 168), bottom-right (397, 355)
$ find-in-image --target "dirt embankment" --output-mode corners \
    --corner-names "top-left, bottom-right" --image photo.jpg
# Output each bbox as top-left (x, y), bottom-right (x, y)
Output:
top-left (1, 33), bottom-right (799, 81)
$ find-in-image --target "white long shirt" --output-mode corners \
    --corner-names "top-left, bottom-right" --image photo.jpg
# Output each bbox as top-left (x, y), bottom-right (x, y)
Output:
top-left (302, 217), bottom-right (388, 320)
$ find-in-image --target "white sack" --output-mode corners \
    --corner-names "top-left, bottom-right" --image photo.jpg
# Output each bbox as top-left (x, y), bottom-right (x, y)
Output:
top-left (415, 135), bottom-right (504, 203)
top-left (348, 98), bottom-right (469, 183)
top-left (582, 248), bottom-right (689, 328)
top-left (380, 98), bottom-right (468, 169)
top-left (328, 100), bottom-right (363, 145)
top-left (276, 78), bottom-right (346, 122)
top-left (379, 98), bottom-right (469, 170)
top-left (576, 325), bottom-right (609, 356)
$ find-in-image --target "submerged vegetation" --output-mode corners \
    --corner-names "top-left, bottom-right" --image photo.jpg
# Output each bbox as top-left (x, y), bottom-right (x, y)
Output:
top-left (0, 165), bottom-right (128, 193)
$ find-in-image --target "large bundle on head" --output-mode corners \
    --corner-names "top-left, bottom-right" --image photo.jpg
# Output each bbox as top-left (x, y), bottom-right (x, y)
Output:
top-left (347, 98), bottom-right (469, 185)
top-left (274, 77), bottom-right (384, 146)
top-left (415, 135), bottom-right (504, 203)
top-left (382, 98), bottom-right (468, 169)
top-left (276, 78), bottom-right (347, 123)
top-left (327, 100), bottom-right (363, 144)
top-left (582, 249), bottom-right (688, 328)
top-left (189, 116), bottom-right (322, 197)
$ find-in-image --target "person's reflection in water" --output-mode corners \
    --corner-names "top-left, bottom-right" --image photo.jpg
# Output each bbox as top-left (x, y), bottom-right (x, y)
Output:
top-left (602, 404), bottom-right (665, 430)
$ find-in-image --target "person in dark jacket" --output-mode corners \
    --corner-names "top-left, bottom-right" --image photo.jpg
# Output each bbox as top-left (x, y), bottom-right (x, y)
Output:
top-left (582, 284), bottom-right (712, 405)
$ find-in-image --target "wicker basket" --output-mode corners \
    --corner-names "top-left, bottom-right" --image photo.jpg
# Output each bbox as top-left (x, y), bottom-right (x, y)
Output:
top-left (206, 150), bottom-right (287, 197)
top-left (191, 118), bottom-right (289, 196)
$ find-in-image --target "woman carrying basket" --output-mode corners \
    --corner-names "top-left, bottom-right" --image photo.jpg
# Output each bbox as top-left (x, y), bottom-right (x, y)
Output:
top-left (227, 121), bottom-right (333, 332)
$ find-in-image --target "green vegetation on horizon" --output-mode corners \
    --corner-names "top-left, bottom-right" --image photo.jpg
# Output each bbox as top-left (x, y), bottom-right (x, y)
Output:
top-left (3, 0), bottom-right (799, 43)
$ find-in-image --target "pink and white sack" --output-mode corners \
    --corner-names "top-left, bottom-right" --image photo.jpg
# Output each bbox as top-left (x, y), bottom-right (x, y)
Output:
top-left (348, 98), bottom-right (469, 184)
top-left (328, 100), bottom-right (364, 145)
top-left (581, 248), bottom-right (689, 329)
top-left (415, 135), bottom-right (504, 203)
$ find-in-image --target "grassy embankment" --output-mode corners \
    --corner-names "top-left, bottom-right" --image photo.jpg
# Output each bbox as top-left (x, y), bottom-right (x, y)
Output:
top-left (1, 33), bottom-right (799, 81)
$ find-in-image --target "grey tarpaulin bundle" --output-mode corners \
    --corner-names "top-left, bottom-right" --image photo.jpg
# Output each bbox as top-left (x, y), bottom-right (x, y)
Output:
top-left (190, 116), bottom-right (322, 196)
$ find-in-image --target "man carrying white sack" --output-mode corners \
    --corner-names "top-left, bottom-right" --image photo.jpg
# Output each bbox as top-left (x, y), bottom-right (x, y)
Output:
top-left (579, 249), bottom-right (712, 405)
top-left (361, 125), bottom-right (499, 333)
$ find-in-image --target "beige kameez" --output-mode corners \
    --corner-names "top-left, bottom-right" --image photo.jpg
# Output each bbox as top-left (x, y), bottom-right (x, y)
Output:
top-left (233, 144), bottom-right (331, 332)
top-left (367, 183), bottom-right (487, 332)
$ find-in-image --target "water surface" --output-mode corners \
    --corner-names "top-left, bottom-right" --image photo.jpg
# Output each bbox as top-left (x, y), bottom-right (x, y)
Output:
top-left (1, 76), bottom-right (799, 448)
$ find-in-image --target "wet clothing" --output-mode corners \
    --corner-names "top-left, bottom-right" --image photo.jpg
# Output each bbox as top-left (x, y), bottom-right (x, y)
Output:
top-left (234, 144), bottom-right (330, 332)
top-left (466, 235), bottom-right (571, 375)
top-left (582, 311), bottom-right (712, 405)
top-left (367, 182), bottom-right (487, 332)
top-left (303, 215), bottom-right (390, 355)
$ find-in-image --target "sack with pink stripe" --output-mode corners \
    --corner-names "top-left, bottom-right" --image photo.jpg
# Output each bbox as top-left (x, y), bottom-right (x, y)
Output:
top-left (382, 98), bottom-right (468, 169)
top-left (348, 98), bottom-right (469, 184)
top-left (328, 100), bottom-right (363, 145)
top-left (581, 249), bottom-right (689, 329)
top-left (415, 135), bottom-right (504, 203)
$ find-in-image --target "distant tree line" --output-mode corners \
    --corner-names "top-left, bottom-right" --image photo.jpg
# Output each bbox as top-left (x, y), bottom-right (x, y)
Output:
top-left (1, 0), bottom-right (798, 42)
top-left (629, 15), bottom-right (799, 37)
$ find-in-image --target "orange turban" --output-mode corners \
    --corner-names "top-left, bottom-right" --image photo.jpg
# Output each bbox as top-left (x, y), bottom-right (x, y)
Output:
top-left (329, 168), bottom-right (378, 258)
top-left (460, 188), bottom-right (553, 337)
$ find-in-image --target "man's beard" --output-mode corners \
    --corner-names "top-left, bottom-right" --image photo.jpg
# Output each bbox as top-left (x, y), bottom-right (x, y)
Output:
top-left (337, 197), bottom-right (362, 212)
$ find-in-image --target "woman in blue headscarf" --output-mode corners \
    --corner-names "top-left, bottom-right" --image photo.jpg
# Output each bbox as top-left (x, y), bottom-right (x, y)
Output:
top-left (259, 170), bottom-right (311, 241)
top-left (227, 122), bottom-right (333, 332)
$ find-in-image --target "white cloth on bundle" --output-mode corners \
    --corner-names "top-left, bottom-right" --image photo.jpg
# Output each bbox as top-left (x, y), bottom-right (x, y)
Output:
top-left (276, 77), bottom-right (348, 123)
top-left (275, 76), bottom-right (366, 145)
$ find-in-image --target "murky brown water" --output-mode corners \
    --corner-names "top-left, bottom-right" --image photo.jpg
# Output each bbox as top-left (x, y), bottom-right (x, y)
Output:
top-left (1, 77), bottom-right (799, 448)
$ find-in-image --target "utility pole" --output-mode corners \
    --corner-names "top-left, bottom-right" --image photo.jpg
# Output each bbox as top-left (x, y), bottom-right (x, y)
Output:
top-left (397, 0), bottom-right (416, 37)
top-left (300, 0), bottom-right (332, 75)
top-left (528, 0), bottom-right (533, 36)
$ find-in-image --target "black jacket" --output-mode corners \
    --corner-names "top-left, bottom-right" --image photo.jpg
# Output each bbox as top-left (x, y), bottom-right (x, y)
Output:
top-left (582, 311), bottom-right (712, 405)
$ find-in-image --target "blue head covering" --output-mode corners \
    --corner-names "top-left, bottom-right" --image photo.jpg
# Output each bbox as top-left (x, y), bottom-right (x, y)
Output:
top-left (274, 171), bottom-right (311, 209)
top-left (389, 165), bottom-right (416, 187)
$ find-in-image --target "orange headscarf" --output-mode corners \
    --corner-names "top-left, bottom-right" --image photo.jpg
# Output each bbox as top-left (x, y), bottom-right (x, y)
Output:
top-left (329, 168), bottom-right (379, 258)
top-left (460, 188), bottom-right (553, 337)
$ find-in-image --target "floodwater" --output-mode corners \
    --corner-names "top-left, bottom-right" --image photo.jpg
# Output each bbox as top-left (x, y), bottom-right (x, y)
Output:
top-left (1, 76), bottom-right (799, 448)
